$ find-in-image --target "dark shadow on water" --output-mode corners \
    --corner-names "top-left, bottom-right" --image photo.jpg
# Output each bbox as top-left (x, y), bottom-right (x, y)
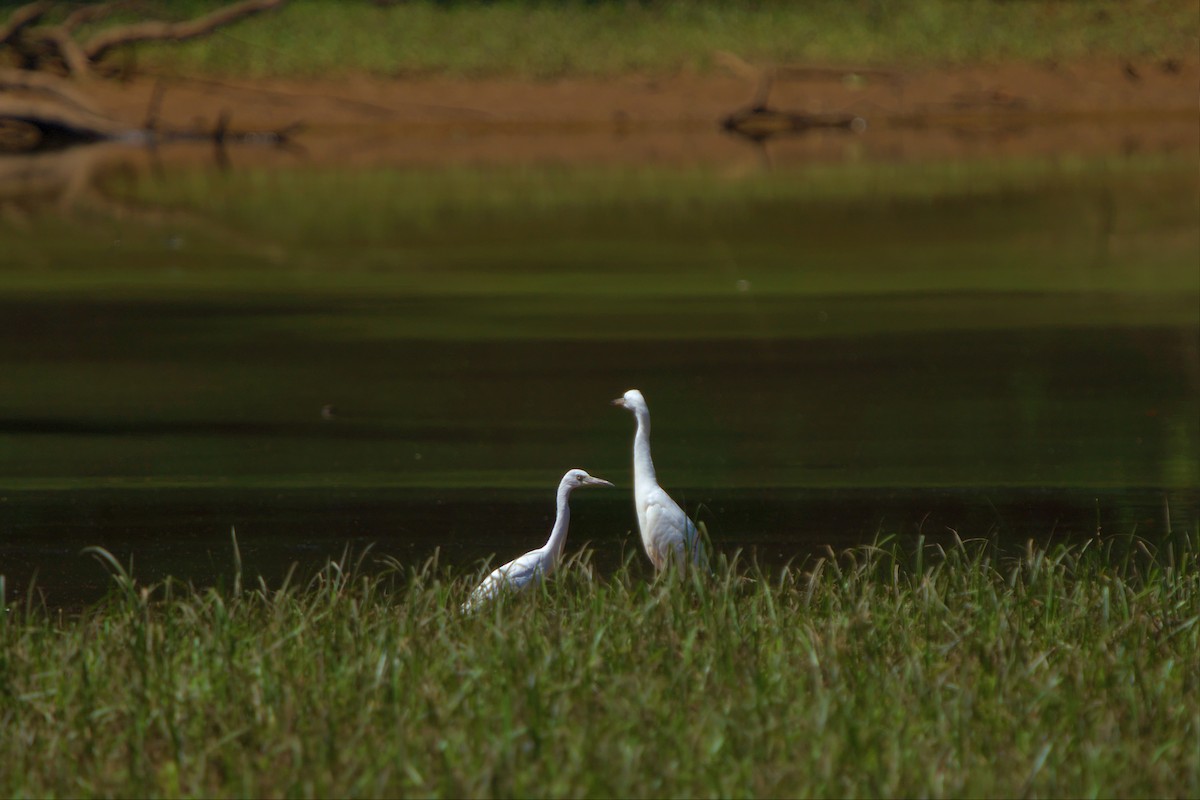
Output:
top-left (0, 417), bottom-right (472, 441)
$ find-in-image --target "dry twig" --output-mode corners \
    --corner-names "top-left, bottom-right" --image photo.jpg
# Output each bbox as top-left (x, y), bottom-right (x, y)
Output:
top-left (0, 2), bottom-right (50, 48)
top-left (83, 0), bottom-right (287, 64)
top-left (1, 0), bottom-right (288, 77)
top-left (0, 67), bottom-right (100, 113)
top-left (39, 26), bottom-right (90, 77)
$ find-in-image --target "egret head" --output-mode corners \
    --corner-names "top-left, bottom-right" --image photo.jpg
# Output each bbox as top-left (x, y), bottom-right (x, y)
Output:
top-left (562, 468), bottom-right (615, 490)
top-left (611, 388), bottom-right (648, 414)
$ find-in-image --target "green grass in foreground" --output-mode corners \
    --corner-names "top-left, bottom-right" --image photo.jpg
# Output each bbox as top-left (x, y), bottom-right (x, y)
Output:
top-left (1, 534), bottom-right (1197, 797)
top-left (80, 0), bottom-right (1200, 78)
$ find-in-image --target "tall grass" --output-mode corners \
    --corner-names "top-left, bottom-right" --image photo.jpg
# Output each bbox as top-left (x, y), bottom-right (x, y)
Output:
top-left (66, 0), bottom-right (1200, 79)
top-left (1, 533), bottom-right (1196, 797)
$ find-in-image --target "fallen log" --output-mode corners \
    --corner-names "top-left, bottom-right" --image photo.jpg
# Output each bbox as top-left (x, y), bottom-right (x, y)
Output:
top-left (1, 0), bottom-right (289, 77)
top-left (0, 2), bottom-right (50, 49)
top-left (0, 67), bottom-right (101, 113)
top-left (721, 104), bottom-right (867, 142)
top-left (0, 98), bottom-right (125, 151)
top-left (83, 0), bottom-right (287, 64)
top-left (0, 95), bottom-right (300, 153)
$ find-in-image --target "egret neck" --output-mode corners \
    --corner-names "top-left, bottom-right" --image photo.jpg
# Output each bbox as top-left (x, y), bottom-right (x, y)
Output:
top-left (631, 403), bottom-right (658, 490)
top-left (543, 478), bottom-right (575, 564)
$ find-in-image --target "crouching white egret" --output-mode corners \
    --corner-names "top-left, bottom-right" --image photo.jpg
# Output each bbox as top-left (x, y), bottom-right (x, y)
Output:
top-left (461, 468), bottom-right (613, 612)
top-left (612, 389), bottom-right (707, 571)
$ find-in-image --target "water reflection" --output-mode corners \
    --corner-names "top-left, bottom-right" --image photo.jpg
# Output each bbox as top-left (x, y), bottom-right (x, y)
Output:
top-left (1, 124), bottom-right (1196, 608)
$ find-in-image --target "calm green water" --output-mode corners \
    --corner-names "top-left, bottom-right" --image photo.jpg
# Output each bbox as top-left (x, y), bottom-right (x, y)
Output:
top-left (1, 145), bottom-right (1197, 606)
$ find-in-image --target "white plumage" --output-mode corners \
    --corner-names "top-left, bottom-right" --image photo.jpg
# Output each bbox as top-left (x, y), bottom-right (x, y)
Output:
top-left (462, 468), bottom-right (612, 612)
top-left (612, 389), bottom-right (706, 571)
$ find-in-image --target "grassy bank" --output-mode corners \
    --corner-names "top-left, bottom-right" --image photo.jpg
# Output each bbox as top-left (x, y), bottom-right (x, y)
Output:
top-left (73, 0), bottom-right (1200, 79)
top-left (1, 535), bottom-right (1196, 797)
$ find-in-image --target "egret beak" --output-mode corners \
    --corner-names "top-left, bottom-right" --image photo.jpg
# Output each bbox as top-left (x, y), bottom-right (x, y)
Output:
top-left (585, 477), bottom-right (615, 488)
top-left (611, 397), bottom-right (626, 407)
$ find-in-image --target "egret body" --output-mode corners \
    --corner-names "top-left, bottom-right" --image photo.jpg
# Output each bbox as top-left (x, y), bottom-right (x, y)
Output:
top-left (612, 389), bottom-right (706, 571)
top-left (462, 468), bottom-right (613, 612)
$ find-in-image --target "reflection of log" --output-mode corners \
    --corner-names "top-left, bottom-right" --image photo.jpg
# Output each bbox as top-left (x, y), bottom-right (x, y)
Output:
top-left (83, 0), bottom-right (287, 64)
top-left (0, 140), bottom-right (291, 260)
top-left (0, 139), bottom-right (122, 209)
top-left (721, 105), bottom-right (867, 142)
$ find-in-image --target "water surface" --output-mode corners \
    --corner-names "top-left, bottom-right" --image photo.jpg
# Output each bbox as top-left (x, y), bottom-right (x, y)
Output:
top-left (1, 144), bottom-right (1197, 607)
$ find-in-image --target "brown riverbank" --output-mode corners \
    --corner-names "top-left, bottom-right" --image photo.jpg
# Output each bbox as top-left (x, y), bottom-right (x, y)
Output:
top-left (70, 57), bottom-right (1196, 168)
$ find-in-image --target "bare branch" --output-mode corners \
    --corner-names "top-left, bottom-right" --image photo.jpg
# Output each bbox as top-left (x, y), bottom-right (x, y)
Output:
top-left (0, 96), bottom-right (128, 146)
top-left (0, 1), bottom-right (51, 49)
top-left (62, 1), bottom-right (144, 34)
top-left (41, 27), bottom-right (93, 78)
top-left (83, 0), bottom-right (288, 63)
top-left (2, 87), bottom-right (304, 155)
top-left (0, 68), bottom-right (100, 113)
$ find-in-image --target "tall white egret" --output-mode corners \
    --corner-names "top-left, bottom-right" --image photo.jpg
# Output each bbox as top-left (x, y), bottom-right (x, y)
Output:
top-left (612, 389), bottom-right (706, 571)
top-left (461, 469), bottom-right (613, 612)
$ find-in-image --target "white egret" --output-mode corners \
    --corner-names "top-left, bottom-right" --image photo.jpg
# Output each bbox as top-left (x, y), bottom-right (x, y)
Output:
top-left (612, 389), bottom-right (707, 571)
top-left (462, 468), bottom-right (613, 612)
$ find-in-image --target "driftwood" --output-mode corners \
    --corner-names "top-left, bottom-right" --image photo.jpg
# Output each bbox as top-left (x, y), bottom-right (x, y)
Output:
top-left (0, 67), bottom-right (101, 113)
top-left (721, 105), bottom-right (867, 142)
top-left (83, 0), bottom-right (286, 64)
top-left (713, 51), bottom-right (874, 143)
top-left (0, 2), bottom-right (50, 47)
top-left (0, 98), bottom-right (124, 151)
top-left (0, 104), bottom-right (302, 153)
top-left (1, 0), bottom-right (288, 77)
top-left (0, 74), bottom-right (301, 154)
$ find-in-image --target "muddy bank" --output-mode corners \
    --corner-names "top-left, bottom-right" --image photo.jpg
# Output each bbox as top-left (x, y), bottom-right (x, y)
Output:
top-left (64, 58), bottom-right (1197, 168)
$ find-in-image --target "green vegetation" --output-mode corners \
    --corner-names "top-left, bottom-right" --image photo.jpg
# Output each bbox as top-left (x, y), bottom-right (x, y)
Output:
top-left (78, 0), bottom-right (1200, 79)
top-left (1, 534), bottom-right (1196, 797)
